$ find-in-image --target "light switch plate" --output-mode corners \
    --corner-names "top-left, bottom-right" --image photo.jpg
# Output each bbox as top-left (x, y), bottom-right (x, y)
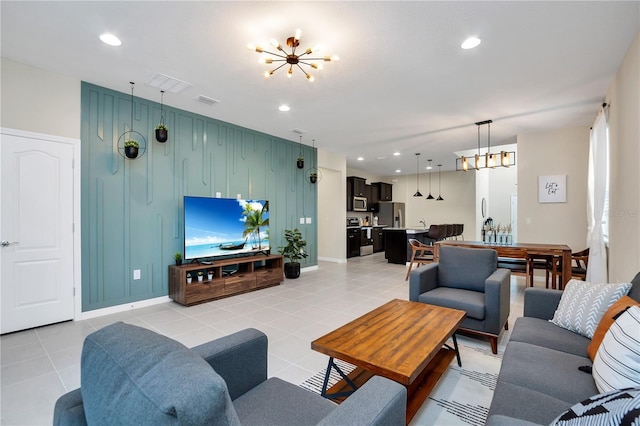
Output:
top-left (133, 269), bottom-right (141, 280)
top-left (300, 217), bottom-right (305, 224)
top-left (305, 217), bottom-right (312, 224)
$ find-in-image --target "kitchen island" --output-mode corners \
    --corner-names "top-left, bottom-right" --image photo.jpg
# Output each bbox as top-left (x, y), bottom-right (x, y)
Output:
top-left (382, 228), bottom-right (430, 264)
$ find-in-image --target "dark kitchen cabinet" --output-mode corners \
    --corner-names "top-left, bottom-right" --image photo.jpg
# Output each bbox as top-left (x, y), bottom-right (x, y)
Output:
top-left (372, 182), bottom-right (393, 202)
top-left (367, 184), bottom-right (378, 211)
top-left (348, 176), bottom-right (366, 197)
top-left (373, 227), bottom-right (385, 252)
top-left (346, 228), bottom-right (361, 258)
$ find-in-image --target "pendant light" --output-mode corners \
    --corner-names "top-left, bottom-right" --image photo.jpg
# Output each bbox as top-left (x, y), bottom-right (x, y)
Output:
top-left (436, 164), bottom-right (444, 201)
top-left (426, 159), bottom-right (435, 200)
top-left (413, 153), bottom-right (423, 197)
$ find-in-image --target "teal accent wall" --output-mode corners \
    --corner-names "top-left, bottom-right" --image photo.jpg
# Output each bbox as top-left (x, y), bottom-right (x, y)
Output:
top-left (81, 82), bottom-right (317, 311)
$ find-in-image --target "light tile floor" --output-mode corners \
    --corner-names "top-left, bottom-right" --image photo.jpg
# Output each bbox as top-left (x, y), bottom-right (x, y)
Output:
top-left (0, 253), bottom-right (527, 425)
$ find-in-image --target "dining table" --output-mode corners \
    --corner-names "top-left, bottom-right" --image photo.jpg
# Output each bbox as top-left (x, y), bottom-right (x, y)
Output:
top-left (433, 240), bottom-right (573, 289)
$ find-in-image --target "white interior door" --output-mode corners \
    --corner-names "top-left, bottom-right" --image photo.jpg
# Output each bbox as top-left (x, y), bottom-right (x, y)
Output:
top-left (1, 128), bottom-right (77, 334)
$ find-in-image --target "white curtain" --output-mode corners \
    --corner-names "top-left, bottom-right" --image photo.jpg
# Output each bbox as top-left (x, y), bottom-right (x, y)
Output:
top-left (586, 108), bottom-right (608, 282)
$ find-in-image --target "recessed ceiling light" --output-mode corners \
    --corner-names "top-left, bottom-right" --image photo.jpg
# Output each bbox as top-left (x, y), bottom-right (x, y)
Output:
top-left (393, 152), bottom-right (401, 156)
top-left (395, 169), bottom-right (402, 173)
top-left (461, 36), bottom-right (481, 50)
top-left (279, 105), bottom-right (290, 112)
top-left (100, 33), bottom-right (122, 46)
top-left (357, 157), bottom-right (364, 161)
top-left (376, 156), bottom-right (386, 160)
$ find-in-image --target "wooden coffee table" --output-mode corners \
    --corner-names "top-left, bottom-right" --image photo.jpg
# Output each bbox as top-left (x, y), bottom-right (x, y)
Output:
top-left (311, 299), bottom-right (465, 424)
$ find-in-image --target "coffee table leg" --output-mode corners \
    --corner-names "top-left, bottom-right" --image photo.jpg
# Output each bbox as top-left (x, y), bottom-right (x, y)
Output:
top-left (443, 334), bottom-right (462, 367)
top-left (320, 357), bottom-right (359, 399)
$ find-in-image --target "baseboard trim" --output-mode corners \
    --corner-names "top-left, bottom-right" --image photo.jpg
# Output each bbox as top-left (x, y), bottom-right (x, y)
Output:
top-left (77, 296), bottom-right (172, 320)
top-left (318, 257), bottom-right (347, 264)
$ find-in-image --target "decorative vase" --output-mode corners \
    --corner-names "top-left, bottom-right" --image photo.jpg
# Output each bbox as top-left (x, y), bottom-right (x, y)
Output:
top-left (124, 146), bottom-right (139, 159)
top-left (284, 262), bottom-right (301, 279)
top-left (155, 128), bottom-right (168, 143)
top-left (297, 159), bottom-right (304, 169)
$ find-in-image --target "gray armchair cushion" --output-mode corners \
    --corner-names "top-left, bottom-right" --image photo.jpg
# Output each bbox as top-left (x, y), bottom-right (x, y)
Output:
top-left (233, 377), bottom-right (336, 425)
top-left (80, 322), bottom-right (240, 426)
top-left (418, 287), bottom-right (485, 320)
top-left (438, 246), bottom-right (498, 292)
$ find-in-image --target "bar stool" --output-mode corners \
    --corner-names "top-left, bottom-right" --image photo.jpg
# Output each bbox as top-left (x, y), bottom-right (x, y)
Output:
top-left (405, 239), bottom-right (434, 281)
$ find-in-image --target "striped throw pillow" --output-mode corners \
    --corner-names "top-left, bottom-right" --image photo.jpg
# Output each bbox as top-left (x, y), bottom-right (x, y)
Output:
top-left (550, 279), bottom-right (632, 338)
top-left (592, 305), bottom-right (640, 393)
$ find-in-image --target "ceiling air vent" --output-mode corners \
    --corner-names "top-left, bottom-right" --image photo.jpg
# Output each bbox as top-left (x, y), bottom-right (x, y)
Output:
top-left (145, 73), bottom-right (191, 94)
top-left (197, 95), bottom-right (221, 105)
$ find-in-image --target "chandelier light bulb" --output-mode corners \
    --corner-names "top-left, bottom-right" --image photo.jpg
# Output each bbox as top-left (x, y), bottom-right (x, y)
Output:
top-left (270, 38), bottom-right (280, 48)
top-left (294, 28), bottom-right (302, 41)
top-left (461, 156), bottom-right (469, 172)
top-left (287, 68), bottom-right (293, 78)
top-left (307, 74), bottom-right (315, 82)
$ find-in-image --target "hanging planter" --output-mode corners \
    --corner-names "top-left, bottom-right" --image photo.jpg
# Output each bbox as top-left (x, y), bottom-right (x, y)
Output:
top-left (155, 90), bottom-right (168, 143)
top-left (124, 139), bottom-right (140, 159)
top-left (117, 82), bottom-right (147, 160)
top-left (296, 135), bottom-right (304, 168)
top-left (155, 124), bottom-right (168, 143)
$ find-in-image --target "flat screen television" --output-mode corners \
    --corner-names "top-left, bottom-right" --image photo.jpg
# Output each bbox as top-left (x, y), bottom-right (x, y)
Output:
top-left (183, 196), bottom-right (269, 261)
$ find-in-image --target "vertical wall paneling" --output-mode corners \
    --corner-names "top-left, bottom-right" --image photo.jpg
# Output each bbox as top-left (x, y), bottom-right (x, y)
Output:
top-left (81, 82), bottom-right (317, 311)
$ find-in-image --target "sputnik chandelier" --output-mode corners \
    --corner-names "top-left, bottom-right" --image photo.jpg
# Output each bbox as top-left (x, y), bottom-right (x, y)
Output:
top-left (248, 29), bottom-right (339, 82)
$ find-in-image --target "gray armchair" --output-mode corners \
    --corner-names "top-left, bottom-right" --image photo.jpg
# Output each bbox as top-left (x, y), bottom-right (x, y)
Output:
top-left (53, 322), bottom-right (406, 425)
top-left (409, 245), bottom-right (510, 354)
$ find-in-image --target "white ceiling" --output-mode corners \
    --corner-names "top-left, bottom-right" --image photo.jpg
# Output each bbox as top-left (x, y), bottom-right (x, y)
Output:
top-left (1, 1), bottom-right (638, 174)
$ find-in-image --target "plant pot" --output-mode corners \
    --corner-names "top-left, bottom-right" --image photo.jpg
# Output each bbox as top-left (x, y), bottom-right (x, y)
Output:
top-left (297, 159), bottom-right (304, 169)
top-left (309, 174), bottom-right (318, 184)
top-left (197, 275), bottom-right (203, 282)
top-left (155, 128), bottom-right (168, 143)
top-left (124, 146), bottom-right (139, 159)
top-left (284, 262), bottom-right (301, 279)
top-left (175, 259), bottom-right (182, 266)
top-left (207, 273), bottom-right (213, 280)
top-left (186, 277), bottom-right (192, 284)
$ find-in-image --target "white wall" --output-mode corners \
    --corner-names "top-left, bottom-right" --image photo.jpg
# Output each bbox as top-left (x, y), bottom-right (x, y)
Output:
top-left (318, 149), bottom-right (347, 262)
top-left (607, 31), bottom-right (640, 282)
top-left (1, 58), bottom-right (81, 138)
top-left (517, 126), bottom-right (590, 251)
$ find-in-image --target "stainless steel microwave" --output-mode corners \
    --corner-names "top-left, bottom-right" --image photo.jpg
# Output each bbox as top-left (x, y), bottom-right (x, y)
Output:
top-left (353, 196), bottom-right (367, 211)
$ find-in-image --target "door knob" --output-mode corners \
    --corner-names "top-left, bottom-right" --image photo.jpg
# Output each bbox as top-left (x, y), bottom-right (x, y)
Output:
top-left (1, 241), bottom-right (18, 247)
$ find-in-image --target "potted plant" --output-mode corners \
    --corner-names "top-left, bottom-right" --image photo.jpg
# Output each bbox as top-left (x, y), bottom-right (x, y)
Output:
top-left (174, 252), bottom-right (182, 266)
top-left (309, 172), bottom-right (318, 184)
top-left (155, 123), bottom-right (168, 143)
top-left (297, 157), bottom-right (304, 169)
top-left (124, 139), bottom-right (139, 159)
top-left (278, 228), bottom-right (308, 279)
top-left (186, 273), bottom-right (192, 284)
top-left (207, 270), bottom-right (213, 280)
top-left (197, 271), bottom-right (204, 282)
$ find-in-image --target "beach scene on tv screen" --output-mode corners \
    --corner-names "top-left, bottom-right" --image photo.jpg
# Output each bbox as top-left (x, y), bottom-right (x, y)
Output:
top-left (184, 197), bottom-right (269, 260)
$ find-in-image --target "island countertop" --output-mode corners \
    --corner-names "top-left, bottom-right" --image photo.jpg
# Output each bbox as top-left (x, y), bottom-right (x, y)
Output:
top-left (382, 228), bottom-right (429, 263)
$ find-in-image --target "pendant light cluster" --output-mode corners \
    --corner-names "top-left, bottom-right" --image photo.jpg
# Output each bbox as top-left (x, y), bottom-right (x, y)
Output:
top-left (417, 157), bottom-right (444, 201)
top-left (457, 119), bottom-right (516, 171)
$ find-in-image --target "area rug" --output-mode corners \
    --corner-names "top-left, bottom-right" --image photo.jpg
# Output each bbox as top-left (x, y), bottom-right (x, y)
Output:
top-left (299, 336), bottom-right (503, 426)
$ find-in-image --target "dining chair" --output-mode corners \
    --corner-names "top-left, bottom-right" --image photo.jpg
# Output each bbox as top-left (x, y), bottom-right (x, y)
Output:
top-left (405, 238), bottom-right (434, 281)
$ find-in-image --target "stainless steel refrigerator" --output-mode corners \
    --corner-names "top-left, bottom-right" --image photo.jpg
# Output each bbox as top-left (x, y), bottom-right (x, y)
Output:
top-left (377, 202), bottom-right (405, 228)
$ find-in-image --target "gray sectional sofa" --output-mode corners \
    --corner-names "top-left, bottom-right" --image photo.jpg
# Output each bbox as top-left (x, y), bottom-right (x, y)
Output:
top-left (486, 273), bottom-right (640, 425)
